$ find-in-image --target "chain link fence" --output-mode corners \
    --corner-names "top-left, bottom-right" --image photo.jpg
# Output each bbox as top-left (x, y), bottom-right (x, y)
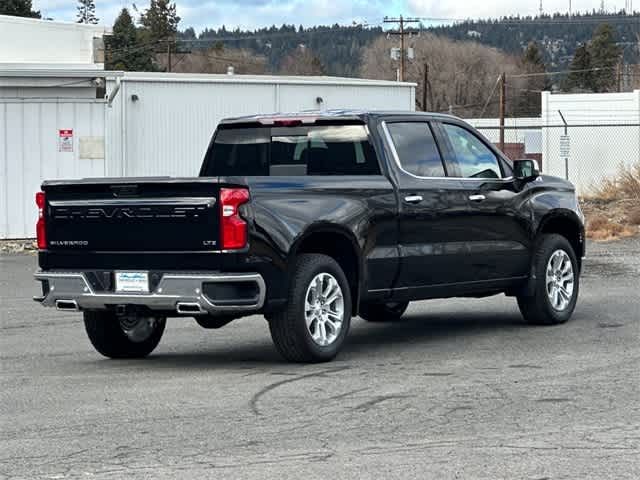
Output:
top-left (475, 123), bottom-right (640, 195)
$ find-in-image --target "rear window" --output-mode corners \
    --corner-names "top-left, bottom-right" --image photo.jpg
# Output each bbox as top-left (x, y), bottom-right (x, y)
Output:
top-left (202, 124), bottom-right (380, 176)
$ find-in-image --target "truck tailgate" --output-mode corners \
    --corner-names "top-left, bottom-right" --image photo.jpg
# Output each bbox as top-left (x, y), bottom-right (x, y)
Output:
top-left (43, 178), bottom-right (222, 252)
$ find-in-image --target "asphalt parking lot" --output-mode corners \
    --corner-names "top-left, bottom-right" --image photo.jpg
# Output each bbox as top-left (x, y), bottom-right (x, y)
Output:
top-left (1, 239), bottom-right (639, 480)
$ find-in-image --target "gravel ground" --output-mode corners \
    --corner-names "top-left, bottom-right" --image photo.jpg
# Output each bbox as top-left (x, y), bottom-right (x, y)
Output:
top-left (1, 239), bottom-right (638, 479)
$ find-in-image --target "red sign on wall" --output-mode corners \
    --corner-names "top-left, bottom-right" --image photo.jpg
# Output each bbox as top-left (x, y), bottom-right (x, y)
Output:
top-left (58, 129), bottom-right (73, 152)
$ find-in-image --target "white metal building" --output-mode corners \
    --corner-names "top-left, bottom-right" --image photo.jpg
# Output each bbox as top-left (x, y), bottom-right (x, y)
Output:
top-left (105, 72), bottom-right (416, 177)
top-left (0, 14), bottom-right (110, 70)
top-left (541, 90), bottom-right (640, 193)
top-left (468, 90), bottom-right (640, 193)
top-left (0, 15), bottom-right (113, 240)
top-left (1, 68), bottom-right (415, 239)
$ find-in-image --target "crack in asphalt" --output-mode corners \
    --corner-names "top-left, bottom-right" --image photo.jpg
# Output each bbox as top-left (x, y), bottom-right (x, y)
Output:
top-left (329, 387), bottom-right (369, 400)
top-left (249, 366), bottom-right (350, 416)
top-left (353, 394), bottom-right (411, 412)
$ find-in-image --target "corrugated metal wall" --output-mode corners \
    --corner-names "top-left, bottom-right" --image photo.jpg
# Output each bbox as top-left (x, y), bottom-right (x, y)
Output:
top-left (106, 81), bottom-right (278, 177)
top-left (106, 77), bottom-right (415, 177)
top-left (0, 99), bottom-right (105, 238)
top-left (2, 76), bottom-right (413, 239)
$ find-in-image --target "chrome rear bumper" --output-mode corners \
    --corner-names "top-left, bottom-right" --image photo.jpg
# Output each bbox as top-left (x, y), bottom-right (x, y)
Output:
top-left (34, 271), bottom-right (266, 315)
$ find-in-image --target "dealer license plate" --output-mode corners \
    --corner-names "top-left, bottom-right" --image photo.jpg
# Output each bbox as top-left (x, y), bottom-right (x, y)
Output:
top-left (115, 271), bottom-right (149, 293)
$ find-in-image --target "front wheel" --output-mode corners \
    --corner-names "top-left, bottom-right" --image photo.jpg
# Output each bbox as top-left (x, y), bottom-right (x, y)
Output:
top-left (84, 311), bottom-right (166, 358)
top-left (267, 254), bottom-right (352, 363)
top-left (517, 234), bottom-right (580, 325)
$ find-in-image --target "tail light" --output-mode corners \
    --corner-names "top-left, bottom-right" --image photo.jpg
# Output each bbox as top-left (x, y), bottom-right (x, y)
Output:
top-left (35, 191), bottom-right (47, 250)
top-left (220, 188), bottom-right (250, 250)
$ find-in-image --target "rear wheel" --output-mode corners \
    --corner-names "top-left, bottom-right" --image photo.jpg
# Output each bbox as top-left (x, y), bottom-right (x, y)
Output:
top-left (84, 311), bottom-right (166, 359)
top-left (517, 234), bottom-right (579, 325)
top-left (267, 254), bottom-right (351, 363)
top-left (359, 301), bottom-right (409, 322)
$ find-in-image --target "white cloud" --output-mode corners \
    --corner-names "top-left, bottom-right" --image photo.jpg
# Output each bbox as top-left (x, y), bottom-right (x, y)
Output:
top-left (34, 0), bottom-right (622, 31)
top-left (35, 0), bottom-right (396, 30)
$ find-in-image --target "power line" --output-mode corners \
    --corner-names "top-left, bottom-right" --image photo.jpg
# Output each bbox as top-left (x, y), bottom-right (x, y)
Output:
top-left (176, 24), bottom-right (385, 44)
top-left (510, 66), bottom-right (618, 78)
top-left (479, 75), bottom-right (502, 117)
top-left (106, 24), bottom-right (385, 56)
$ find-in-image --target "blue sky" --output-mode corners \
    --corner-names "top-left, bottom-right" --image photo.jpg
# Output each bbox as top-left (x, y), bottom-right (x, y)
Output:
top-left (34, 1), bottom-right (612, 32)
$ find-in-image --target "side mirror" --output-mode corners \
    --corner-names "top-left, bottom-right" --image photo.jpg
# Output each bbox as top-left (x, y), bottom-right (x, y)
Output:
top-left (513, 159), bottom-right (540, 181)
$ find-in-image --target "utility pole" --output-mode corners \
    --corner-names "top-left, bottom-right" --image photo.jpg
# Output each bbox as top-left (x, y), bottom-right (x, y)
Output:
top-left (167, 39), bottom-right (173, 72)
top-left (499, 72), bottom-right (506, 152)
top-left (422, 63), bottom-right (429, 111)
top-left (384, 16), bottom-right (420, 82)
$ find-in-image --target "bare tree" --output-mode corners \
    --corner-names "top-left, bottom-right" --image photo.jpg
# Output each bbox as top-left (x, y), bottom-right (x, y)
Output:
top-left (278, 46), bottom-right (325, 76)
top-left (360, 34), bottom-right (526, 117)
top-left (157, 45), bottom-right (268, 75)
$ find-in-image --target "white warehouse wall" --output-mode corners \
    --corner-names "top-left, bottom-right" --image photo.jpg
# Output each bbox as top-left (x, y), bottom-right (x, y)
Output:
top-left (0, 99), bottom-right (105, 239)
top-left (106, 73), bottom-right (416, 177)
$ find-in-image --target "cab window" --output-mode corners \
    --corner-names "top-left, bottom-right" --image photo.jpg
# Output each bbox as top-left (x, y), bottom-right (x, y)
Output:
top-left (441, 123), bottom-right (502, 179)
top-left (387, 122), bottom-right (446, 177)
top-left (203, 124), bottom-right (380, 176)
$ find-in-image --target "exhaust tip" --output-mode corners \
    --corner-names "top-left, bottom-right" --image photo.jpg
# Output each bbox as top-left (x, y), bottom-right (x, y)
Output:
top-left (56, 300), bottom-right (79, 311)
top-left (176, 302), bottom-right (205, 315)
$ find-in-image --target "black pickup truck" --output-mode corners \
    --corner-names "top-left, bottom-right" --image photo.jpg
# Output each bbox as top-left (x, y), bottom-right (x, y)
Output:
top-left (34, 111), bottom-right (585, 363)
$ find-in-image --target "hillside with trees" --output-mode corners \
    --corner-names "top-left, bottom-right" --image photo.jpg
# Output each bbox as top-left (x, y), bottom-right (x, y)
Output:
top-left (184, 12), bottom-right (638, 77)
top-left (427, 11), bottom-right (639, 67)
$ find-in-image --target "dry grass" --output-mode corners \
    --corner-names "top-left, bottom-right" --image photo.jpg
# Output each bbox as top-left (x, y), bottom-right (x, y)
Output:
top-left (0, 239), bottom-right (37, 254)
top-left (582, 161), bottom-right (640, 241)
top-left (586, 162), bottom-right (640, 202)
top-left (585, 213), bottom-right (636, 242)
top-left (628, 206), bottom-right (640, 225)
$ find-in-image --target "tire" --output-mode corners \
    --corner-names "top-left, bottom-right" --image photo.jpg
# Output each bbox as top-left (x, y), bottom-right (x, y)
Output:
top-left (267, 254), bottom-right (352, 363)
top-left (83, 311), bottom-right (166, 359)
top-left (359, 301), bottom-right (409, 322)
top-left (517, 234), bottom-right (580, 325)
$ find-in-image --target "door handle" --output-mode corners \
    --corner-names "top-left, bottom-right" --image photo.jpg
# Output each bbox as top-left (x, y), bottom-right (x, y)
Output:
top-left (404, 195), bottom-right (423, 204)
top-left (468, 194), bottom-right (486, 202)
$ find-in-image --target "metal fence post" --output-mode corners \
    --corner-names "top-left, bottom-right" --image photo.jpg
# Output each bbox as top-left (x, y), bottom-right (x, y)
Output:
top-left (558, 110), bottom-right (569, 181)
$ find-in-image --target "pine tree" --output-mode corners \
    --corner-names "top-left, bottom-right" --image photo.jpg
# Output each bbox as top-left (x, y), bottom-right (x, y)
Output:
top-left (565, 44), bottom-right (594, 91)
top-left (76, 0), bottom-right (98, 24)
top-left (518, 42), bottom-right (551, 115)
top-left (0, 0), bottom-right (41, 18)
top-left (588, 23), bottom-right (622, 92)
top-left (140, 0), bottom-right (180, 43)
top-left (105, 8), bottom-right (154, 71)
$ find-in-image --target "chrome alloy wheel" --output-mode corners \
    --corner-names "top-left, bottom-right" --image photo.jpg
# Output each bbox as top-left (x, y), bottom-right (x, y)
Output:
top-left (304, 273), bottom-right (344, 346)
top-left (119, 315), bottom-right (160, 343)
top-left (545, 250), bottom-right (575, 311)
